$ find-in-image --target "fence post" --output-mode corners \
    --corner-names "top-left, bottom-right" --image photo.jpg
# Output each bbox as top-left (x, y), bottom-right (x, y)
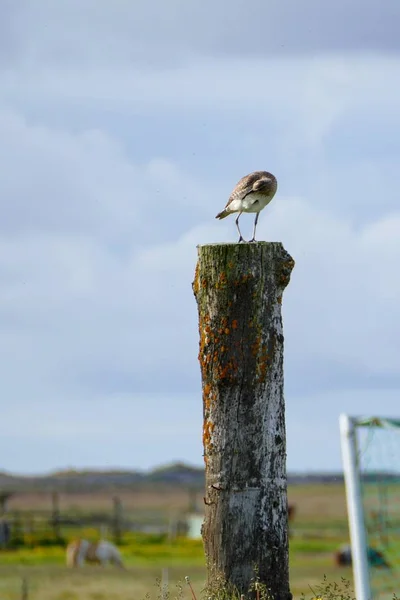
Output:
top-left (12, 511), bottom-right (23, 546)
top-left (193, 242), bottom-right (294, 600)
top-left (100, 523), bottom-right (108, 540)
top-left (188, 487), bottom-right (199, 513)
top-left (0, 492), bottom-right (13, 516)
top-left (51, 492), bottom-right (61, 540)
top-left (21, 576), bottom-right (28, 600)
top-left (112, 496), bottom-right (123, 545)
top-left (161, 567), bottom-right (169, 600)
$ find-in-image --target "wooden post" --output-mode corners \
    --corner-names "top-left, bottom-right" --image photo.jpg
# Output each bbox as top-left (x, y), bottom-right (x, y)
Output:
top-left (100, 523), bottom-right (108, 540)
top-left (12, 511), bottom-right (23, 546)
top-left (0, 492), bottom-right (13, 516)
top-left (188, 487), bottom-right (198, 512)
top-left (51, 492), bottom-right (61, 539)
top-left (193, 242), bottom-right (294, 600)
top-left (0, 518), bottom-right (10, 549)
top-left (112, 496), bottom-right (123, 545)
top-left (21, 576), bottom-right (28, 600)
top-left (161, 567), bottom-right (169, 600)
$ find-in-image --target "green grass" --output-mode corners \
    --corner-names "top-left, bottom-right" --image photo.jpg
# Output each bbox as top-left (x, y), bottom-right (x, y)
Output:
top-left (0, 564), bottom-right (352, 600)
top-left (0, 484), bottom-right (358, 598)
top-left (0, 533), bottom-right (354, 599)
top-left (0, 537), bottom-right (206, 567)
top-left (0, 565), bottom-right (205, 600)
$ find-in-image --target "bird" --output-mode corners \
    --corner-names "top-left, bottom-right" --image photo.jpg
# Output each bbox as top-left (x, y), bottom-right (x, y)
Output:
top-left (216, 171), bottom-right (277, 243)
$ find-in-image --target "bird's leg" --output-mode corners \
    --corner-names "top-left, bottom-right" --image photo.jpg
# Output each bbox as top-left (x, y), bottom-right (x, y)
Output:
top-left (235, 212), bottom-right (245, 243)
top-left (249, 212), bottom-right (259, 243)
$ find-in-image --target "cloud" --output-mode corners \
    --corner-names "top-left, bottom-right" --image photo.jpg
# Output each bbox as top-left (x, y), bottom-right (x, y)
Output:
top-left (0, 2), bottom-right (399, 473)
top-left (0, 98), bottom-right (399, 468)
top-left (267, 199), bottom-right (400, 381)
top-left (3, 54), bottom-right (400, 232)
top-left (1, 0), bottom-right (400, 72)
top-left (286, 388), bottom-right (400, 472)
top-left (0, 182), bottom-right (398, 399)
top-left (0, 391), bottom-right (203, 473)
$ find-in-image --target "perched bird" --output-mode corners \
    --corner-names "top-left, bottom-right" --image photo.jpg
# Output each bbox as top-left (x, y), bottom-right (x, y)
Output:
top-left (216, 171), bottom-right (277, 243)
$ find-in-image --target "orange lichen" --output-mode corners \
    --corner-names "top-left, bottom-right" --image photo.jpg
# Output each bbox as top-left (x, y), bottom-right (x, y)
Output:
top-left (213, 357), bottom-right (239, 382)
top-left (256, 347), bottom-right (269, 384)
top-left (203, 418), bottom-right (215, 457)
top-left (219, 366), bottom-right (229, 379)
top-left (224, 328), bottom-right (230, 335)
top-left (234, 273), bottom-right (254, 287)
top-left (198, 313), bottom-right (212, 379)
top-left (277, 295), bottom-right (282, 305)
top-left (278, 258), bottom-right (295, 288)
top-left (192, 262), bottom-right (200, 295)
top-left (232, 320), bottom-right (238, 329)
top-left (203, 383), bottom-right (216, 415)
top-left (216, 272), bottom-right (227, 289)
top-left (241, 273), bottom-right (253, 283)
top-left (251, 335), bottom-right (262, 357)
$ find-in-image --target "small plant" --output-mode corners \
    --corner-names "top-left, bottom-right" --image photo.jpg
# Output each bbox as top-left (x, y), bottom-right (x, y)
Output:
top-left (185, 576), bottom-right (198, 600)
top-left (144, 576), bottom-right (185, 600)
top-left (247, 565), bottom-right (275, 600)
top-left (301, 575), bottom-right (355, 600)
top-left (202, 570), bottom-right (242, 600)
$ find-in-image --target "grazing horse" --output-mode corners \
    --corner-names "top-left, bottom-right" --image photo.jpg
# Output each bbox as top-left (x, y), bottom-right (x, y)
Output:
top-left (66, 539), bottom-right (125, 568)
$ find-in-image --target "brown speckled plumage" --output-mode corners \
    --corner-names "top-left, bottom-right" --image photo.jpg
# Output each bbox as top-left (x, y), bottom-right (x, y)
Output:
top-left (226, 170), bottom-right (277, 206)
top-left (216, 170), bottom-right (277, 243)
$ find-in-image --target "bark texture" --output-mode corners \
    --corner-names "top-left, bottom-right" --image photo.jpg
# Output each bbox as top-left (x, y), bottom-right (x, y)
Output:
top-left (193, 242), bottom-right (295, 600)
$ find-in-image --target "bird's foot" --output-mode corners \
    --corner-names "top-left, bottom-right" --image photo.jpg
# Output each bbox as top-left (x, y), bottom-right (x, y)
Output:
top-left (238, 236), bottom-right (246, 243)
top-left (248, 238), bottom-right (257, 243)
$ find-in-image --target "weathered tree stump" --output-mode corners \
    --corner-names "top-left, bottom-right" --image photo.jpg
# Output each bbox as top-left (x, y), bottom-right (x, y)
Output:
top-left (193, 242), bottom-right (295, 600)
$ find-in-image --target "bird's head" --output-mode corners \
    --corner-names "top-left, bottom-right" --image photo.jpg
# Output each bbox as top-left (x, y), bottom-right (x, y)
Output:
top-left (253, 175), bottom-right (276, 193)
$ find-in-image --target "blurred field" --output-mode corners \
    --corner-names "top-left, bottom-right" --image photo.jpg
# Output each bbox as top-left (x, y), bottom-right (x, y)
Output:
top-left (0, 483), bottom-right (354, 599)
top-left (5, 482), bottom-right (348, 515)
top-left (0, 545), bottom-right (353, 600)
top-left (7, 487), bottom-right (193, 513)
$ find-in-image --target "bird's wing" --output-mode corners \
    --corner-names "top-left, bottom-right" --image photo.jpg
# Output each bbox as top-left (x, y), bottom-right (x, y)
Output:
top-left (252, 178), bottom-right (271, 192)
top-left (226, 171), bottom-right (269, 207)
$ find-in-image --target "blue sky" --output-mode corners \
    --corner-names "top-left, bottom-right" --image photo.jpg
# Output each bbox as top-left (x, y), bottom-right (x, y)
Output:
top-left (0, 0), bottom-right (400, 474)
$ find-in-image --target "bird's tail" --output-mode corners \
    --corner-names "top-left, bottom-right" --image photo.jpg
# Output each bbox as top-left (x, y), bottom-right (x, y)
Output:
top-left (215, 209), bottom-right (230, 219)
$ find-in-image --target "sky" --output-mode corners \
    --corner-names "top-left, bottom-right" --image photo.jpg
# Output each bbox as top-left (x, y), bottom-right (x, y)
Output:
top-left (0, 0), bottom-right (400, 475)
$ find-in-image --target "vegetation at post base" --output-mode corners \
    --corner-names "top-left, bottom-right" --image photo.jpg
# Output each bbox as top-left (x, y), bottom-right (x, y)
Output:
top-left (202, 569), bottom-right (274, 600)
top-left (145, 571), bottom-right (362, 600)
top-left (301, 575), bottom-right (356, 600)
top-left (141, 576), bottom-right (185, 600)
